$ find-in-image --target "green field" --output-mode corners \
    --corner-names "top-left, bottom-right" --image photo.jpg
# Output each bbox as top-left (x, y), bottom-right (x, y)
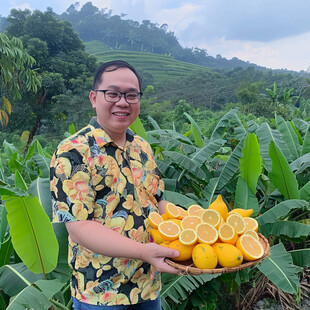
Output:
top-left (84, 40), bottom-right (211, 82)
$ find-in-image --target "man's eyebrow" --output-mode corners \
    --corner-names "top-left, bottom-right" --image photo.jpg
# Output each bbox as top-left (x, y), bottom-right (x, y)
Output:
top-left (106, 85), bottom-right (139, 91)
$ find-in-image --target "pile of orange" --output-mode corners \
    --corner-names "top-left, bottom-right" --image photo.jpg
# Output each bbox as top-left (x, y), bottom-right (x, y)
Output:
top-left (148, 195), bottom-right (265, 269)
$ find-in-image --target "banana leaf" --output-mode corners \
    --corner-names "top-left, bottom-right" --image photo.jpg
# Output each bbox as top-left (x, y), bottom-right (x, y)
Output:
top-left (23, 142), bottom-right (35, 162)
top-left (247, 120), bottom-right (259, 132)
top-left (5, 196), bottom-right (59, 274)
top-left (290, 153), bottom-right (310, 174)
top-left (148, 129), bottom-right (192, 145)
top-left (32, 154), bottom-right (50, 178)
top-left (256, 122), bottom-right (291, 171)
top-left (129, 116), bottom-right (148, 141)
top-left (161, 273), bottom-right (220, 310)
top-left (292, 118), bottom-right (309, 135)
top-left (256, 199), bottom-right (309, 226)
top-left (289, 249), bottom-right (310, 267)
top-left (162, 151), bottom-right (206, 180)
top-left (203, 137), bottom-right (244, 204)
top-left (159, 138), bottom-right (196, 155)
top-left (301, 124), bottom-right (310, 155)
top-left (210, 108), bottom-right (246, 141)
top-left (300, 181), bottom-right (310, 202)
top-left (15, 170), bottom-right (27, 191)
top-left (7, 286), bottom-right (51, 310)
top-left (0, 235), bottom-right (13, 266)
top-left (28, 177), bottom-right (53, 220)
top-left (289, 121), bottom-right (303, 145)
top-left (239, 133), bottom-right (261, 194)
top-left (268, 141), bottom-right (299, 199)
top-left (3, 140), bottom-right (17, 157)
top-left (183, 112), bottom-right (204, 148)
top-left (156, 159), bottom-right (180, 180)
top-left (234, 177), bottom-right (259, 215)
top-left (275, 114), bottom-right (300, 161)
top-left (191, 139), bottom-right (226, 167)
top-left (257, 243), bottom-right (301, 294)
top-left (259, 221), bottom-right (310, 242)
top-left (164, 190), bottom-right (199, 208)
top-left (147, 116), bottom-right (161, 130)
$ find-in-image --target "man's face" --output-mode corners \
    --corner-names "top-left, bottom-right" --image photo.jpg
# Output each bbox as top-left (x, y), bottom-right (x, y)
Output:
top-left (89, 67), bottom-right (140, 140)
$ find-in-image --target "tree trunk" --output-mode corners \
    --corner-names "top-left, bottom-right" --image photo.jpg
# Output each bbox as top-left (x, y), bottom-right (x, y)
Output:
top-left (24, 117), bottom-right (41, 154)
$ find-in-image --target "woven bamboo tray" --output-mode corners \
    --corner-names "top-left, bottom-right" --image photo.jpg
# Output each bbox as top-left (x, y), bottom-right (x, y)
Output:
top-left (165, 233), bottom-right (270, 275)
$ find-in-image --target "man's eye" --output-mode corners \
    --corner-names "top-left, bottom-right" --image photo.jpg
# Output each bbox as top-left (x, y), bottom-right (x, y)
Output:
top-left (106, 91), bottom-right (119, 98)
top-left (127, 93), bottom-right (138, 99)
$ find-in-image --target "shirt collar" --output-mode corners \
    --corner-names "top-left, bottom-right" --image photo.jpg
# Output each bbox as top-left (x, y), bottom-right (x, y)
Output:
top-left (89, 117), bottom-right (135, 148)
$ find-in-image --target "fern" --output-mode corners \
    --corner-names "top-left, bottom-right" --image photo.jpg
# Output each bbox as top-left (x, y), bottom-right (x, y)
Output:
top-left (160, 273), bottom-right (220, 309)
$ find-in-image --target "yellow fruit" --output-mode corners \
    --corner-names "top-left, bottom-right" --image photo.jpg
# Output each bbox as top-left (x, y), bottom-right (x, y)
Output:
top-left (161, 213), bottom-right (169, 221)
top-left (196, 222), bottom-right (218, 245)
top-left (177, 206), bottom-right (187, 219)
top-left (158, 220), bottom-right (181, 241)
top-left (236, 234), bottom-right (264, 261)
top-left (168, 239), bottom-right (196, 261)
top-left (160, 241), bottom-right (170, 247)
top-left (208, 194), bottom-right (229, 220)
top-left (148, 212), bottom-right (163, 228)
top-left (226, 213), bottom-right (246, 235)
top-left (244, 217), bottom-right (259, 232)
top-left (165, 202), bottom-right (180, 219)
top-left (243, 229), bottom-right (259, 241)
top-left (167, 218), bottom-right (182, 227)
top-left (212, 243), bottom-right (243, 267)
top-left (200, 209), bottom-right (221, 229)
top-left (179, 228), bottom-right (198, 246)
top-left (187, 204), bottom-right (204, 216)
top-left (149, 228), bottom-right (166, 244)
top-left (192, 243), bottom-right (218, 269)
top-left (180, 215), bottom-right (201, 230)
top-left (218, 223), bottom-right (238, 245)
top-left (228, 208), bottom-right (254, 218)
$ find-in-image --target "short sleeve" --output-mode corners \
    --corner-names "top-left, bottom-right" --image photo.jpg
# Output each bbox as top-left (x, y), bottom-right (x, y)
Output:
top-left (50, 146), bottom-right (95, 223)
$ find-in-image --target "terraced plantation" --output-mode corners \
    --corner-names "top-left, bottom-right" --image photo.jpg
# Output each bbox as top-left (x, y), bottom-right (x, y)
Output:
top-left (84, 40), bottom-right (211, 82)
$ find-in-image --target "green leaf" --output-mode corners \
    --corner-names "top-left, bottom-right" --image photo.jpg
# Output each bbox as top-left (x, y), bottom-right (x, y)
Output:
top-left (33, 279), bottom-right (64, 300)
top-left (191, 139), bottom-right (226, 167)
top-left (28, 177), bottom-right (52, 220)
top-left (183, 112), bottom-right (203, 148)
top-left (2, 96), bottom-right (12, 114)
top-left (129, 116), bottom-right (148, 141)
top-left (300, 181), bottom-right (310, 201)
top-left (234, 177), bottom-right (259, 216)
top-left (7, 285), bottom-right (52, 310)
top-left (5, 196), bottom-right (59, 274)
top-left (275, 114), bottom-right (300, 160)
top-left (239, 133), bottom-right (261, 194)
top-left (256, 123), bottom-right (291, 171)
top-left (32, 154), bottom-right (50, 178)
top-left (68, 123), bottom-right (76, 135)
top-left (163, 151), bottom-right (206, 180)
top-left (268, 141), bottom-right (299, 199)
top-left (147, 116), bottom-right (161, 130)
top-left (289, 249), bottom-right (310, 267)
top-left (164, 190), bottom-right (199, 208)
top-left (256, 199), bottom-right (309, 226)
top-left (204, 137), bottom-right (244, 204)
top-left (301, 125), bottom-right (310, 155)
top-left (257, 243), bottom-right (300, 294)
top-left (15, 170), bottom-right (28, 191)
top-left (289, 121), bottom-right (303, 145)
top-left (260, 221), bottom-right (310, 241)
top-left (290, 153), bottom-right (310, 174)
top-left (0, 235), bottom-right (13, 266)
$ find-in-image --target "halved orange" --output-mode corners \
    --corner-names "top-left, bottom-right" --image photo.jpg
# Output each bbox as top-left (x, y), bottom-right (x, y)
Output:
top-left (148, 212), bottom-right (163, 228)
top-left (244, 217), bottom-right (259, 232)
top-left (196, 222), bottom-right (218, 245)
top-left (226, 213), bottom-right (246, 235)
top-left (165, 202), bottom-right (179, 219)
top-left (187, 204), bottom-right (204, 216)
top-left (179, 228), bottom-right (198, 246)
top-left (177, 206), bottom-right (187, 219)
top-left (161, 213), bottom-right (169, 221)
top-left (218, 223), bottom-right (238, 245)
top-left (200, 209), bottom-right (221, 229)
top-left (243, 229), bottom-right (259, 240)
top-left (181, 215), bottom-right (201, 230)
top-left (158, 220), bottom-right (181, 241)
top-left (236, 234), bottom-right (264, 261)
top-left (167, 218), bottom-right (182, 227)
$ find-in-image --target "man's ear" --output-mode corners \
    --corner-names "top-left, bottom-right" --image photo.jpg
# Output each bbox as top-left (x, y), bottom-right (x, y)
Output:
top-left (89, 90), bottom-right (97, 108)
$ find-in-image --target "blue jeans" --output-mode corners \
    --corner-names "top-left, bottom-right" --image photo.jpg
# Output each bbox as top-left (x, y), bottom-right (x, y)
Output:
top-left (72, 296), bottom-right (161, 310)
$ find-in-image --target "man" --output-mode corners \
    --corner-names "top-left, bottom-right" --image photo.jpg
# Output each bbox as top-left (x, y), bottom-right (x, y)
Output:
top-left (50, 60), bottom-right (180, 309)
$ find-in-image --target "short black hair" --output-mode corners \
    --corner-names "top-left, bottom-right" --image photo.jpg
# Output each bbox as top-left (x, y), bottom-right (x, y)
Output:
top-left (92, 60), bottom-right (142, 91)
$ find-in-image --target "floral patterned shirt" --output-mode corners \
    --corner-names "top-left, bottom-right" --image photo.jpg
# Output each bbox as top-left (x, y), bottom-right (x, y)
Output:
top-left (50, 117), bottom-right (164, 306)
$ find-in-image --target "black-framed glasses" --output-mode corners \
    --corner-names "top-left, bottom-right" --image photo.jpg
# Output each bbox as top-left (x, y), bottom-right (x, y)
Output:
top-left (95, 89), bottom-right (143, 104)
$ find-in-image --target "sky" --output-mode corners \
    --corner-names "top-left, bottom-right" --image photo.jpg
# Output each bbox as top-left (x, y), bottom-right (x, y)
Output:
top-left (1, 0), bottom-right (310, 72)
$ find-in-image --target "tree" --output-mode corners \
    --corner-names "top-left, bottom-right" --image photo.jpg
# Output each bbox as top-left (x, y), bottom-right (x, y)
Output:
top-left (0, 33), bottom-right (41, 126)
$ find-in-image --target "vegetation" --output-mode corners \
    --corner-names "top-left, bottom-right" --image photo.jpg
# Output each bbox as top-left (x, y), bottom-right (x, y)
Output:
top-left (0, 4), bottom-right (309, 310)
